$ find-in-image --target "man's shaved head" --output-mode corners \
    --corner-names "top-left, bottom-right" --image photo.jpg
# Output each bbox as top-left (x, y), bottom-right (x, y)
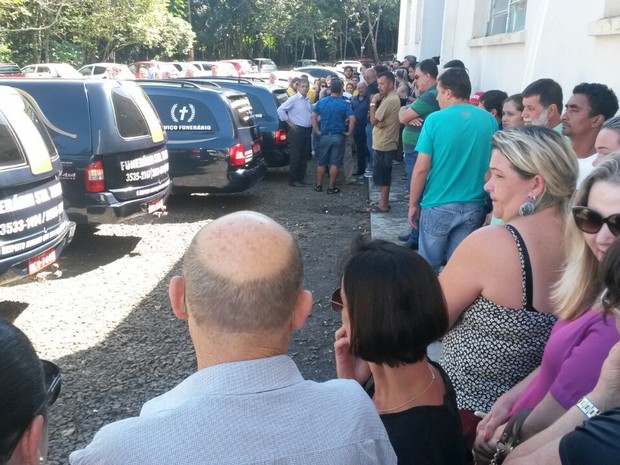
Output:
top-left (182, 211), bottom-right (303, 332)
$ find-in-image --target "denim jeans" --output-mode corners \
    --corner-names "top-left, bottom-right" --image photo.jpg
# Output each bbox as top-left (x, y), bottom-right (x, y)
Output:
top-left (317, 133), bottom-right (345, 167)
top-left (365, 123), bottom-right (374, 170)
top-left (404, 151), bottom-right (419, 243)
top-left (403, 151), bottom-right (418, 185)
top-left (418, 202), bottom-right (485, 272)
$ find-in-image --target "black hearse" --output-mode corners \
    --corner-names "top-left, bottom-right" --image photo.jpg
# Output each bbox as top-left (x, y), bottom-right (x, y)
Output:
top-left (1, 79), bottom-right (171, 224)
top-left (0, 86), bottom-right (75, 284)
top-left (183, 77), bottom-right (290, 168)
top-left (138, 80), bottom-right (266, 193)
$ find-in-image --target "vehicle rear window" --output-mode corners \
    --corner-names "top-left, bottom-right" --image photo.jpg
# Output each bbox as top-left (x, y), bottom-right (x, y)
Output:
top-left (0, 92), bottom-right (57, 173)
top-left (244, 94), bottom-right (268, 121)
top-left (111, 87), bottom-right (150, 137)
top-left (0, 65), bottom-right (21, 76)
top-left (227, 95), bottom-right (254, 128)
top-left (273, 89), bottom-right (288, 108)
top-left (111, 85), bottom-right (164, 142)
top-left (0, 112), bottom-right (24, 168)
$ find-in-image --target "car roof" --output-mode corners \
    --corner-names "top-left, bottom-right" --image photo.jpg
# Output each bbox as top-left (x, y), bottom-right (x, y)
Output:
top-left (81, 62), bottom-right (126, 67)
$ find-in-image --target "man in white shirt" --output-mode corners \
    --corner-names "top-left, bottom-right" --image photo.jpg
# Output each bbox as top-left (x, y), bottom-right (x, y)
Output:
top-left (70, 211), bottom-right (396, 465)
top-left (561, 83), bottom-right (618, 185)
top-left (278, 79), bottom-right (313, 186)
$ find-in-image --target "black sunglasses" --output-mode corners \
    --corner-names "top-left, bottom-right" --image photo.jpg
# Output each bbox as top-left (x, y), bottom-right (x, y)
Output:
top-left (331, 287), bottom-right (343, 311)
top-left (572, 206), bottom-right (620, 237)
top-left (2, 360), bottom-right (61, 461)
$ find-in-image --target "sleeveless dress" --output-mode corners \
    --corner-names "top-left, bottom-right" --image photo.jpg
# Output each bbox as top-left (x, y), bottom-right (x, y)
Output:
top-left (441, 225), bottom-right (558, 413)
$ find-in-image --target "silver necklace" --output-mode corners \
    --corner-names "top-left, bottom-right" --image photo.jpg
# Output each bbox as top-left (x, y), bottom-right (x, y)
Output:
top-left (376, 363), bottom-right (436, 414)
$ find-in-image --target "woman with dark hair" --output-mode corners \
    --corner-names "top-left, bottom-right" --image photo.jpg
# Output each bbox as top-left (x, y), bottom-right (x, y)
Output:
top-left (0, 319), bottom-right (61, 465)
top-left (442, 59), bottom-right (466, 70)
top-left (334, 239), bottom-right (465, 465)
top-left (502, 94), bottom-right (525, 129)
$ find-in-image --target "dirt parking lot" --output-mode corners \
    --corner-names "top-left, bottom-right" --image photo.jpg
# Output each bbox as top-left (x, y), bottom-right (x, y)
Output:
top-left (0, 165), bottom-right (372, 464)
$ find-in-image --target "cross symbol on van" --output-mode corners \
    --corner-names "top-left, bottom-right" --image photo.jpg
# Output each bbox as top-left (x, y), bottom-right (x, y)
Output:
top-left (178, 106), bottom-right (189, 121)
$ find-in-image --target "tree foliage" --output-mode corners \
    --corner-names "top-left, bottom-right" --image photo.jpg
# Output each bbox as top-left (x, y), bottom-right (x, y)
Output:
top-left (0, 0), bottom-right (397, 65)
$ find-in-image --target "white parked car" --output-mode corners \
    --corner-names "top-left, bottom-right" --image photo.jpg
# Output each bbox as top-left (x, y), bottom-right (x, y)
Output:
top-left (169, 62), bottom-right (206, 77)
top-left (294, 66), bottom-right (346, 81)
top-left (333, 60), bottom-right (363, 74)
top-left (78, 63), bottom-right (134, 79)
top-left (191, 61), bottom-right (239, 77)
top-left (253, 58), bottom-right (278, 72)
top-left (22, 63), bottom-right (82, 78)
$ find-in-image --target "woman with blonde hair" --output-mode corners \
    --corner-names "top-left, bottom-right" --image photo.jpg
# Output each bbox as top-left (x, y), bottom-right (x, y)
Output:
top-left (474, 153), bottom-right (620, 462)
top-left (438, 126), bottom-right (579, 456)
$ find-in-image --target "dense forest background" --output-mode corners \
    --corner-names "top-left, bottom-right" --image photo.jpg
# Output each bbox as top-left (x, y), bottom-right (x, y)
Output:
top-left (0, 0), bottom-right (400, 67)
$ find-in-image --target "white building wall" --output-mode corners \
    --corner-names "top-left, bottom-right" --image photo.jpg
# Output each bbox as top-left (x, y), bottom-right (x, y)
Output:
top-left (437, 0), bottom-right (620, 104)
top-left (397, 0), bottom-right (445, 61)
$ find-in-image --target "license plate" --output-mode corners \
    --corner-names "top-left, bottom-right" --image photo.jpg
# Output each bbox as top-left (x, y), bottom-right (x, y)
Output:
top-left (147, 197), bottom-right (164, 214)
top-left (28, 248), bottom-right (57, 275)
top-left (252, 142), bottom-right (261, 154)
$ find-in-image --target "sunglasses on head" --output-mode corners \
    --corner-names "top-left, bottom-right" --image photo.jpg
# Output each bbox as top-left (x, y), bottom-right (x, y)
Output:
top-left (572, 206), bottom-right (620, 237)
top-left (2, 360), bottom-right (61, 461)
top-left (331, 287), bottom-right (343, 311)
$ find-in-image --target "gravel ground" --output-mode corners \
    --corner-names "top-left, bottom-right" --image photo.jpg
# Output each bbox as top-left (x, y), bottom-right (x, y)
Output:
top-left (0, 164), bottom-right (372, 464)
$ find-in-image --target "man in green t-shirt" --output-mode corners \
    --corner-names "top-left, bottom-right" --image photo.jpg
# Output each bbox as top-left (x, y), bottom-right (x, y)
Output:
top-left (398, 59), bottom-right (440, 248)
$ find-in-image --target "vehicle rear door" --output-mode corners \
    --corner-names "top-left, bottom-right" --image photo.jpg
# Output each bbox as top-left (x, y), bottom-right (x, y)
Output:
top-left (97, 82), bottom-right (170, 201)
top-left (0, 88), bottom-right (72, 277)
top-left (225, 93), bottom-right (262, 162)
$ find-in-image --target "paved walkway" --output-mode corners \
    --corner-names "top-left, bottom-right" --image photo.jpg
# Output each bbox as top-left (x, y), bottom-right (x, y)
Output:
top-left (368, 160), bottom-right (411, 243)
top-left (367, 160), bottom-right (442, 362)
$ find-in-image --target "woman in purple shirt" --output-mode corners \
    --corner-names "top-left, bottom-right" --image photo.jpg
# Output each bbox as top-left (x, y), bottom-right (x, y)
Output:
top-left (474, 154), bottom-right (620, 461)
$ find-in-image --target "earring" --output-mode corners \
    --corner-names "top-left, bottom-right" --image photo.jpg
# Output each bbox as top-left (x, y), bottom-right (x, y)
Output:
top-left (519, 195), bottom-right (536, 217)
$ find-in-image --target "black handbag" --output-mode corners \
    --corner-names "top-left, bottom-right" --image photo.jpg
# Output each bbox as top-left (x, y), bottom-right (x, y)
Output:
top-left (489, 409), bottom-right (532, 465)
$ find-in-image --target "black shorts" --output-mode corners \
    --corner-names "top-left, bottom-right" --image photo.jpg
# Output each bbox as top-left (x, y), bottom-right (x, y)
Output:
top-left (372, 149), bottom-right (396, 186)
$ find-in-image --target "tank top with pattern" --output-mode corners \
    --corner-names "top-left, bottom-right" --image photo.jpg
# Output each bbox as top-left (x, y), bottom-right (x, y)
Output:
top-left (440, 224), bottom-right (558, 412)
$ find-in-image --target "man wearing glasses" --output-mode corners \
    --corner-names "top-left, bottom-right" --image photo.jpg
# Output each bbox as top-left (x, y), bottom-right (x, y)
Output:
top-left (70, 212), bottom-right (396, 465)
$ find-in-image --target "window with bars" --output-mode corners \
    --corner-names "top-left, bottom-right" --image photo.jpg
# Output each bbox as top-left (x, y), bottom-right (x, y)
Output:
top-left (486, 0), bottom-right (527, 36)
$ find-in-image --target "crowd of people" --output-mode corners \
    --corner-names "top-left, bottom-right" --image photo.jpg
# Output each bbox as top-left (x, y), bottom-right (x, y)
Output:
top-left (3, 55), bottom-right (620, 465)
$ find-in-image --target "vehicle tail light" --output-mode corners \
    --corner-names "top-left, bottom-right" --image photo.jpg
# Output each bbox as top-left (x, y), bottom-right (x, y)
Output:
top-left (229, 144), bottom-right (246, 167)
top-left (275, 129), bottom-right (288, 146)
top-left (85, 160), bottom-right (105, 192)
top-left (190, 148), bottom-right (201, 158)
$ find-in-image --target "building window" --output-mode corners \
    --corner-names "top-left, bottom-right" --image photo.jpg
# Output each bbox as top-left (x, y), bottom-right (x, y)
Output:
top-left (486, 0), bottom-right (527, 36)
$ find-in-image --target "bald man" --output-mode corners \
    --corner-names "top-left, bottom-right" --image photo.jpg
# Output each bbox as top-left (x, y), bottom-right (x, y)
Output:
top-left (70, 211), bottom-right (396, 465)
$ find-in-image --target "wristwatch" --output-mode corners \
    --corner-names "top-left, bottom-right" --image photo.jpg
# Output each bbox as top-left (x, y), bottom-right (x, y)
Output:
top-left (576, 397), bottom-right (601, 419)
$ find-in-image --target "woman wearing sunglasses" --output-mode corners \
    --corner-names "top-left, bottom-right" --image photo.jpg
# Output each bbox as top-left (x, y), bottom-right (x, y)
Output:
top-left (474, 153), bottom-right (620, 463)
top-left (438, 126), bottom-right (578, 457)
top-left (0, 319), bottom-right (61, 465)
top-left (333, 239), bottom-right (465, 465)
top-left (504, 236), bottom-right (620, 465)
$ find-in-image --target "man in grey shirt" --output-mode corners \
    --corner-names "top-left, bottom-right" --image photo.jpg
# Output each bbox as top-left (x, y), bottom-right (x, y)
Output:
top-left (70, 211), bottom-right (396, 465)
